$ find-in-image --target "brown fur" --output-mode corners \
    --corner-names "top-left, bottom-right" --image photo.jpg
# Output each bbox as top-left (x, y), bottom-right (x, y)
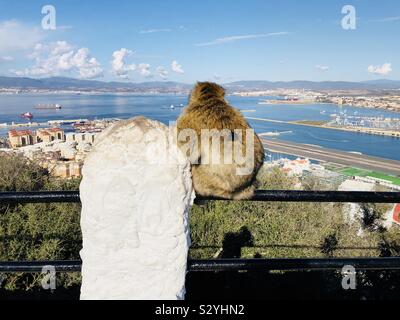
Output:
top-left (177, 82), bottom-right (265, 199)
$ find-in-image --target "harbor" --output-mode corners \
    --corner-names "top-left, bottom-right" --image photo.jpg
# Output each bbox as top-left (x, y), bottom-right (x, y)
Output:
top-left (0, 119), bottom-right (90, 128)
top-left (247, 116), bottom-right (400, 138)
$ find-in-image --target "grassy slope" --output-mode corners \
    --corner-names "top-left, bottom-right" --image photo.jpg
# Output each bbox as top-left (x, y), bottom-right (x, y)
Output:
top-left (190, 167), bottom-right (397, 259)
top-left (1, 155), bottom-right (399, 291)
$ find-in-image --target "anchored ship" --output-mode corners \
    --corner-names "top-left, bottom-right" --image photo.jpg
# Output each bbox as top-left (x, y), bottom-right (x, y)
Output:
top-left (20, 112), bottom-right (33, 120)
top-left (34, 103), bottom-right (62, 110)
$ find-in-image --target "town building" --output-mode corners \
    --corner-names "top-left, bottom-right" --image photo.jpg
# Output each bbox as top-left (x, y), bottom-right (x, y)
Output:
top-left (66, 132), bottom-right (96, 144)
top-left (8, 130), bottom-right (37, 148)
top-left (8, 129), bottom-right (94, 179)
top-left (8, 128), bottom-right (65, 148)
top-left (37, 128), bottom-right (65, 143)
top-left (281, 158), bottom-right (311, 176)
top-left (50, 161), bottom-right (84, 179)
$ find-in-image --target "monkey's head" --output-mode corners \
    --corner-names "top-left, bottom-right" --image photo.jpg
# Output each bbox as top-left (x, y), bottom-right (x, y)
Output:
top-left (189, 82), bottom-right (226, 104)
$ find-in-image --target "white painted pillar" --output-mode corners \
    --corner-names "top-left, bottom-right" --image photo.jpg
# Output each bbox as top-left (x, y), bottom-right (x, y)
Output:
top-left (79, 117), bottom-right (194, 300)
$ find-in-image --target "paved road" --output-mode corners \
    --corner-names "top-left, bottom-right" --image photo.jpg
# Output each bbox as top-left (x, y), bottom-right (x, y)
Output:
top-left (262, 138), bottom-right (400, 176)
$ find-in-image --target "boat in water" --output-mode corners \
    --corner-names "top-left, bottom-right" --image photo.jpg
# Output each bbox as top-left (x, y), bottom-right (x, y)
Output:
top-left (348, 151), bottom-right (363, 155)
top-left (161, 104), bottom-right (184, 110)
top-left (34, 103), bottom-right (62, 110)
top-left (259, 130), bottom-right (293, 137)
top-left (20, 112), bottom-right (33, 120)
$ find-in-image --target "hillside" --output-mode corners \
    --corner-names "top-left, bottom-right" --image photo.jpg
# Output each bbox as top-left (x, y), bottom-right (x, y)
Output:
top-left (1, 76), bottom-right (400, 92)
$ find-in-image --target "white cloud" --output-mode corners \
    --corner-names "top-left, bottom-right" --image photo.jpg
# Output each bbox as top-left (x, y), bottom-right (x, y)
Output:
top-left (0, 20), bottom-right (44, 53)
top-left (72, 48), bottom-right (103, 79)
top-left (111, 48), bottom-right (136, 79)
top-left (111, 49), bottom-right (156, 79)
top-left (57, 25), bottom-right (74, 30)
top-left (316, 65), bottom-right (329, 71)
top-left (171, 60), bottom-right (184, 74)
top-left (139, 28), bottom-right (171, 34)
top-left (50, 41), bottom-right (74, 56)
top-left (195, 32), bottom-right (289, 46)
top-left (0, 56), bottom-right (14, 62)
top-left (370, 16), bottom-right (400, 23)
top-left (138, 63), bottom-right (151, 77)
top-left (14, 41), bottom-right (103, 79)
top-left (213, 74), bottom-right (222, 81)
top-left (157, 66), bottom-right (168, 79)
top-left (367, 63), bottom-right (392, 76)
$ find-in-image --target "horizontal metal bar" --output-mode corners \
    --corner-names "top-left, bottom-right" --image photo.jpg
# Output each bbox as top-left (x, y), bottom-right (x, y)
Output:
top-left (1, 258), bottom-right (400, 273)
top-left (0, 260), bottom-right (81, 273)
top-left (188, 258), bottom-right (400, 271)
top-left (0, 191), bottom-right (80, 204)
top-left (1, 190), bottom-right (400, 204)
top-left (199, 190), bottom-right (400, 203)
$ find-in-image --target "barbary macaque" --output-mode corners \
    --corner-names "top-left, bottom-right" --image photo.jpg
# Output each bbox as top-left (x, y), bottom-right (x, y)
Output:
top-left (176, 82), bottom-right (265, 199)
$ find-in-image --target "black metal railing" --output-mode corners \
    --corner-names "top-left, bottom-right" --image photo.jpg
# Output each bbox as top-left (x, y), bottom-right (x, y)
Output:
top-left (1, 190), bottom-right (400, 204)
top-left (1, 190), bottom-right (400, 273)
top-left (2, 257), bottom-right (400, 273)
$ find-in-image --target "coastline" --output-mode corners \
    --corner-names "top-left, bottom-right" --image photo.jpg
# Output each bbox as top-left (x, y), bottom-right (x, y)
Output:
top-left (258, 99), bottom-right (320, 105)
top-left (246, 117), bottom-right (400, 138)
top-left (1, 90), bottom-right (399, 114)
top-left (257, 100), bottom-right (400, 114)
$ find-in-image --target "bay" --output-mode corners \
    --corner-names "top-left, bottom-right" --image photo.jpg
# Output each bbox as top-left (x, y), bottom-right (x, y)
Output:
top-left (0, 93), bottom-right (399, 161)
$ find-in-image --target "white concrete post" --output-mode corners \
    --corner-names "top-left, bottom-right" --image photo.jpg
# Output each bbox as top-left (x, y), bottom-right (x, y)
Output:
top-left (79, 117), bottom-right (194, 300)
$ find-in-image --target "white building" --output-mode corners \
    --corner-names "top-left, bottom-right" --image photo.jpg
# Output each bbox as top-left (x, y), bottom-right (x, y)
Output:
top-left (66, 132), bottom-right (96, 144)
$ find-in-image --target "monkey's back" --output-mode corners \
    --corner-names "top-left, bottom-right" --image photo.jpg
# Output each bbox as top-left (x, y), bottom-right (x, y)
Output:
top-left (181, 98), bottom-right (249, 132)
top-left (177, 93), bottom-right (265, 200)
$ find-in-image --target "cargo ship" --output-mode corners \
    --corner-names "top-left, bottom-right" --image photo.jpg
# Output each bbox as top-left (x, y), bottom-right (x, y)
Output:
top-left (34, 103), bottom-right (62, 110)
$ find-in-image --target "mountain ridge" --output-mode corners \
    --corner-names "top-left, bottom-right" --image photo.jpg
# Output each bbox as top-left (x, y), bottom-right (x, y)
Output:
top-left (1, 76), bottom-right (400, 91)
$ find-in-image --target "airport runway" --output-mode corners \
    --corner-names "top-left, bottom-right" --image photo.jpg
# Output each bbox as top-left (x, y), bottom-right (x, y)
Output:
top-left (262, 138), bottom-right (400, 176)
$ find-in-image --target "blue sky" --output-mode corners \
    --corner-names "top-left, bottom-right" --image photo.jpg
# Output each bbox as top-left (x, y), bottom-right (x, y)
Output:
top-left (0, 0), bottom-right (399, 83)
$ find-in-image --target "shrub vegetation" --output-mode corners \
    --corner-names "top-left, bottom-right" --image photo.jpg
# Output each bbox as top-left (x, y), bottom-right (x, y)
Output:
top-left (0, 154), bottom-right (399, 297)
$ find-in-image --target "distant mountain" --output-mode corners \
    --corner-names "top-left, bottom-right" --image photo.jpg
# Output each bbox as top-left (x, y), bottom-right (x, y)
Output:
top-left (1, 76), bottom-right (400, 91)
top-left (361, 79), bottom-right (400, 88)
top-left (0, 76), bottom-right (44, 88)
top-left (0, 76), bottom-right (191, 91)
top-left (224, 80), bottom-right (400, 90)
